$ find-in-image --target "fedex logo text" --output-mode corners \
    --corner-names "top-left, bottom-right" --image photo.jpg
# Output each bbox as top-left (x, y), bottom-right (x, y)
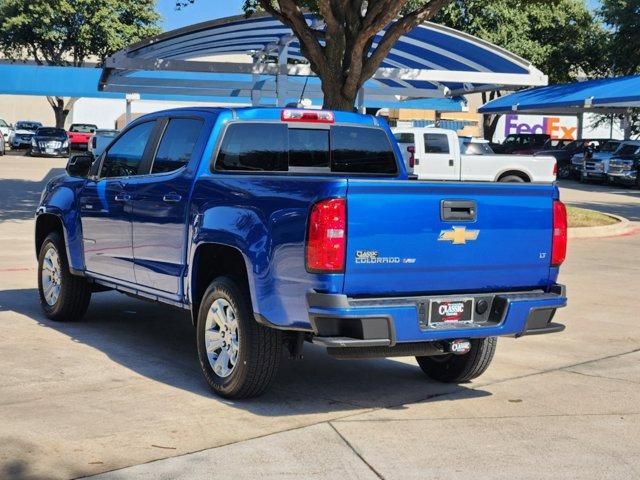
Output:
top-left (505, 114), bottom-right (577, 140)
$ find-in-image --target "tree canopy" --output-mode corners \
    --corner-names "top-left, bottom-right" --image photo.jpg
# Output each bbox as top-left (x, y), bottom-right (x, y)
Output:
top-left (600, 0), bottom-right (640, 75)
top-left (435, 0), bottom-right (608, 84)
top-left (0, 0), bottom-right (161, 126)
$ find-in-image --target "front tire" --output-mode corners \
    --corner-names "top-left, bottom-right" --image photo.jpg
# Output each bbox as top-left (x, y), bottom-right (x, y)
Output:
top-left (38, 231), bottom-right (92, 322)
top-left (416, 337), bottom-right (497, 383)
top-left (196, 277), bottom-right (282, 399)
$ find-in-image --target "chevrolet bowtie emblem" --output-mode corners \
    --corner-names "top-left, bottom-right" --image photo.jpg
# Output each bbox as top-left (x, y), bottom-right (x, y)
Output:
top-left (438, 227), bottom-right (480, 245)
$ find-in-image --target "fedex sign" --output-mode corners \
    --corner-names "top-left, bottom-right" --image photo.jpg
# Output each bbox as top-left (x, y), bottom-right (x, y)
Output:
top-left (504, 114), bottom-right (577, 140)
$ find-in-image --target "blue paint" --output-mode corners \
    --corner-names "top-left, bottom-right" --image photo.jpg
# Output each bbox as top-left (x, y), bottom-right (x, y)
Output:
top-left (37, 106), bottom-right (566, 344)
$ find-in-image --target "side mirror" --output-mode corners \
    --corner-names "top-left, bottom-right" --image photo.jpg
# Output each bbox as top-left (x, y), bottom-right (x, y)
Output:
top-left (66, 154), bottom-right (94, 178)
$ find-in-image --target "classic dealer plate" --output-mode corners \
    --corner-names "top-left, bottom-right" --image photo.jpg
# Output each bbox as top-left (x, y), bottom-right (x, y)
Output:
top-left (429, 298), bottom-right (474, 326)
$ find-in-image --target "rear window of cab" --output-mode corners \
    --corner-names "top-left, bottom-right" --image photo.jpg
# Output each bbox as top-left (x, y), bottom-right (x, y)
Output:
top-left (214, 123), bottom-right (398, 175)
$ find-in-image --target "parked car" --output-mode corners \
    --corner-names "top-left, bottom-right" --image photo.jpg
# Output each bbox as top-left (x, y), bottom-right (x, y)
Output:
top-left (536, 138), bottom-right (612, 180)
top-left (392, 127), bottom-right (557, 182)
top-left (66, 123), bottom-right (98, 150)
top-left (0, 130), bottom-right (5, 156)
top-left (607, 154), bottom-right (640, 187)
top-left (0, 118), bottom-right (11, 143)
top-left (582, 140), bottom-right (640, 183)
top-left (35, 107), bottom-right (568, 399)
top-left (29, 127), bottom-right (70, 157)
top-left (490, 133), bottom-right (551, 154)
top-left (570, 140), bottom-right (621, 179)
top-left (9, 121), bottom-right (43, 149)
top-left (88, 129), bottom-right (119, 157)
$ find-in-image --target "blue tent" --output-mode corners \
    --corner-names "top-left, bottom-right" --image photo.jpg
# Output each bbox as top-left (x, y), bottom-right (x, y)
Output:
top-left (480, 75), bottom-right (640, 114)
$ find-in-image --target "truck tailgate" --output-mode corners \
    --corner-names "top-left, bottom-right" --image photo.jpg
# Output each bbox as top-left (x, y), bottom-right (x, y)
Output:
top-left (344, 180), bottom-right (555, 296)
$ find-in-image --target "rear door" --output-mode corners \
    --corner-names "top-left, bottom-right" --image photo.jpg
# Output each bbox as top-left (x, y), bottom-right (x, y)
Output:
top-left (416, 131), bottom-right (460, 180)
top-left (343, 181), bottom-right (555, 296)
top-left (128, 117), bottom-right (207, 295)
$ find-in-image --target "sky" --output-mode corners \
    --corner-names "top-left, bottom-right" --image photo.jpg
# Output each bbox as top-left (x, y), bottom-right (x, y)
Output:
top-left (157, 0), bottom-right (603, 32)
top-left (157, 0), bottom-right (245, 31)
top-left (157, 0), bottom-right (599, 31)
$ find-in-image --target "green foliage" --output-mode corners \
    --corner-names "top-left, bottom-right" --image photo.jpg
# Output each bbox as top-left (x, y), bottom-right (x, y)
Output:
top-left (0, 0), bottom-right (161, 66)
top-left (435, 0), bottom-right (609, 83)
top-left (600, 0), bottom-right (640, 75)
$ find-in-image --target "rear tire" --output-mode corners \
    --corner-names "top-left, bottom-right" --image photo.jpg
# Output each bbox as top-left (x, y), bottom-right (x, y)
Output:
top-left (499, 175), bottom-right (525, 183)
top-left (38, 231), bottom-right (92, 322)
top-left (196, 277), bottom-right (282, 399)
top-left (416, 337), bottom-right (497, 383)
top-left (557, 164), bottom-right (571, 179)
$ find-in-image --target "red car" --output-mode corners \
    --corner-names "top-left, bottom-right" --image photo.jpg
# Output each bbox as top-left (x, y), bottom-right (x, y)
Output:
top-left (66, 123), bottom-right (98, 150)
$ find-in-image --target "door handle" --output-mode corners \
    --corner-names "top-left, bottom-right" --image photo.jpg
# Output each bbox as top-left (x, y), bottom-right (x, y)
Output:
top-left (163, 193), bottom-right (182, 203)
top-left (114, 193), bottom-right (131, 202)
top-left (441, 200), bottom-right (477, 221)
top-left (449, 159), bottom-right (455, 167)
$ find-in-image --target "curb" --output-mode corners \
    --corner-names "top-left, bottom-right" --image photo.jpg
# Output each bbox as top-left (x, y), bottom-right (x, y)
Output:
top-left (569, 212), bottom-right (639, 239)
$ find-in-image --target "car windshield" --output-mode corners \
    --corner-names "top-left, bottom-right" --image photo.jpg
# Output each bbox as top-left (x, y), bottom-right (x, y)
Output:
top-left (17, 122), bottom-right (41, 130)
top-left (36, 128), bottom-right (66, 137)
top-left (616, 144), bottom-right (640, 155)
top-left (70, 124), bottom-right (97, 133)
top-left (601, 141), bottom-right (621, 152)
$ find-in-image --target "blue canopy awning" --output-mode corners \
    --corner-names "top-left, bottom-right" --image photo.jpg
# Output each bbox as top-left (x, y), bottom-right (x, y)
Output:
top-left (479, 75), bottom-right (640, 114)
top-left (0, 63), bottom-right (466, 111)
top-left (101, 13), bottom-right (547, 107)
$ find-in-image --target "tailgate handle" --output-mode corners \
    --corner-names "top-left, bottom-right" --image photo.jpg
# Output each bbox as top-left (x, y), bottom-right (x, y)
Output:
top-left (441, 200), bottom-right (476, 221)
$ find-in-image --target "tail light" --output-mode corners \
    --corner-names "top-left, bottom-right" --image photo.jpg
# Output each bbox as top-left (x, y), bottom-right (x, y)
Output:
top-left (282, 109), bottom-right (334, 123)
top-left (553, 161), bottom-right (558, 177)
top-left (306, 198), bottom-right (346, 273)
top-left (407, 146), bottom-right (416, 169)
top-left (551, 200), bottom-right (567, 266)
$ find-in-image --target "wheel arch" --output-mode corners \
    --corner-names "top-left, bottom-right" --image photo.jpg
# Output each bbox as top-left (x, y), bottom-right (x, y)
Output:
top-left (496, 169), bottom-right (531, 182)
top-left (189, 242), bottom-right (252, 326)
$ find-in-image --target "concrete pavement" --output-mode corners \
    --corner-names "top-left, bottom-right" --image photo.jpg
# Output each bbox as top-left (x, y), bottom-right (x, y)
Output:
top-left (0, 155), bottom-right (639, 480)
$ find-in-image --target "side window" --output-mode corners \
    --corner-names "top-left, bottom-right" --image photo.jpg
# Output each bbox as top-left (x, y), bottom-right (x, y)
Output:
top-left (216, 123), bottom-right (288, 171)
top-left (394, 133), bottom-right (415, 144)
top-left (101, 121), bottom-right (155, 178)
top-left (289, 128), bottom-right (329, 169)
top-left (152, 118), bottom-right (204, 174)
top-left (331, 126), bottom-right (397, 174)
top-left (423, 134), bottom-right (450, 154)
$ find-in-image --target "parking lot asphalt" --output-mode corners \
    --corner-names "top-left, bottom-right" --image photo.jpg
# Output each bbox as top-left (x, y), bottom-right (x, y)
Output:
top-left (1, 154), bottom-right (639, 480)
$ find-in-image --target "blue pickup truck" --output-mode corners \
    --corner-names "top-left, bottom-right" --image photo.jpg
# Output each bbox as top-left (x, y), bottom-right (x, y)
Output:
top-left (35, 107), bottom-right (568, 398)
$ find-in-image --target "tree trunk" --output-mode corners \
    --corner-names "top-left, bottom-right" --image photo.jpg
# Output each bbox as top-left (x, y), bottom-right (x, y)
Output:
top-left (483, 115), bottom-right (500, 141)
top-left (320, 74), bottom-right (358, 111)
top-left (47, 96), bottom-right (77, 128)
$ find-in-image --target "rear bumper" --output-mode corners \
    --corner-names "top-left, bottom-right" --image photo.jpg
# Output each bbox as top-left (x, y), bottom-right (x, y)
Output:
top-left (308, 285), bottom-right (567, 349)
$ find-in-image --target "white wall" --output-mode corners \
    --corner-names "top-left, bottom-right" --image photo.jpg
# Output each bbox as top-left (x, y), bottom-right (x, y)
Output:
top-left (71, 97), bottom-right (250, 129)
top-left (493, 113), bottom-right (624, 143)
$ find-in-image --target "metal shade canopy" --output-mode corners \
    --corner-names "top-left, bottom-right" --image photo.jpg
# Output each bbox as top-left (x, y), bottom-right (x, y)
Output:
top-left (479, 75), bottom-right (640, 115)
top-left (100, 13), bottom-right (548, 108)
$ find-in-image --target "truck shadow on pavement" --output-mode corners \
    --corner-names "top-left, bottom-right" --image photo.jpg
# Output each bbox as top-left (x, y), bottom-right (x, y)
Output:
top-left (0, 168), bottom-right (66, 222)
top-left (0, 288), bottom-right (490, 415)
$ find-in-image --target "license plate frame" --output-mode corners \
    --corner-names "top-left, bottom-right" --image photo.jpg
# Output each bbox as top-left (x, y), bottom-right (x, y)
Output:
top-left (428, 298), bottom-right (475, 327)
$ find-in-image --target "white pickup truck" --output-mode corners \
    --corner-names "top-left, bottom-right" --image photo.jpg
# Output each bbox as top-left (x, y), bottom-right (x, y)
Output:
top-left (392, 127), bottom-right (557, 183)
